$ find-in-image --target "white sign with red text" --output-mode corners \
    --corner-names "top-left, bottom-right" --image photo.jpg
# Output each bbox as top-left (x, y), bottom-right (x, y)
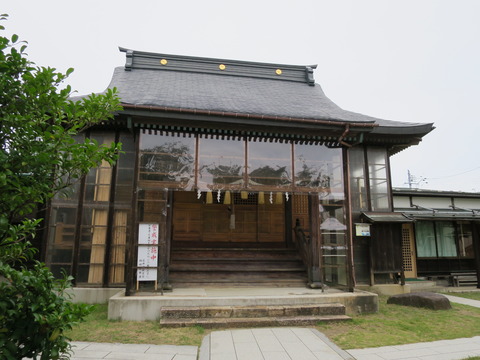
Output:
top-left (137, 223), bottom-right (159, 281)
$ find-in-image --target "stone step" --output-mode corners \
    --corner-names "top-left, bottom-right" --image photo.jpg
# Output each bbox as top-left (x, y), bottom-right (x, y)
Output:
top-left (169, 261), bottom-right (306, 272)
top-left (159, 314), bottom-right (351, 328)
top-left (171, 248), bottom-right (302, 261)
top-left (405, 280), bottom-right (437, 289)
top-left (169, 271), bottom-right (308, 286)
top-left (169, 247), bottom-right (308, 287)
top-left (160, 304), bottom-right (346, 319)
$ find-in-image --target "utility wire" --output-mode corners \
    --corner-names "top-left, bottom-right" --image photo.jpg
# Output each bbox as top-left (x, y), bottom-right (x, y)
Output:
top-left (427, 165), bottom-right (480, 180)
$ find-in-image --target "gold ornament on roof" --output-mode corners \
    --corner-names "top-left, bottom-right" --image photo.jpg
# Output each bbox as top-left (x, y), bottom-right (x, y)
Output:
top-left (219, 64), bottom-right (226, 70)
top-left (276, 69), bottom-right (282, 75)
top-left (160, 59), bottom-right (168, 65)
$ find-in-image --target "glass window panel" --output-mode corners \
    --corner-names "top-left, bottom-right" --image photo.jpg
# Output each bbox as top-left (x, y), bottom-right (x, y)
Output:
top-left (320, 204), bottom-right (347, 247)
top-left (53, 181), bottom-right (81, 202)
top-left (117, 133), bottom-right (136, 178)
top-left (248, 141), bottom-right (292, 189)
top-left (415, 221), bottom-right (437, 257)
top-left (118, 153), bottom-right (136, 170)
top-left (48, 247), bottom-right (74, 264)
top-left (370, 194), bottom-right (390, 211)
top-left (369, 164), bottom-right (388, 178)
top-left (118, 132), bottom-right (135, 152)
top-left (117, 168), bottom-right (134, 185)
top-left (50, 265), bottom-right (72, 279)
top-left (370, 179), bottom-right (388, 193)
top-left (323, 256), bottom-right (347, 286)
top-left (349, 147), bottom-right (367, 212)
top-left (294, 144), bottom-right (343, 196)
top-left (47, 207), bottom-right (77, 260)
top-left (458, 222), bottom-right (474, 258)
top-left (79, 206), bottom-right (108, 284)
top-left (109, 209), bottom-right (128, 284)
top-left (82, 208), bottom-right (109, 226)
top-left (50, 207), bottom-right (77, 225)
top-left (139, 133), bottom-right (195, 189)
top-left (90, 132), bottom-right (115, 146)
top-left (78, 247), bottom-right (92, 263)
top-left (114, 184), bottom-right (133, 203)
top-left (84, 163), bottom-right (112, 202)
top-left (367, 147), bottom-right (391, 211)
top-left (436, 222), bottom-right (457, 257)
top-left (137, 187), bottom-right (168, 222)
top-left (109, 264), bottom-right (126, 284)
top-left (198, 137), bottom-right (245, 190)
top-left (82, 235), bottom-right (106, 284)
top-left (138, 189), bottom-right (168, 202)
top-left (367, 147), bottom-right (386, 165)
top-left (77, 265), bottom-right (104, 284)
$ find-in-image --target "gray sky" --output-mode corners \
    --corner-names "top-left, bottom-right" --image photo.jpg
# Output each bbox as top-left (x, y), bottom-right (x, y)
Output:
top-left (3, 0), bottom-right (480, 192)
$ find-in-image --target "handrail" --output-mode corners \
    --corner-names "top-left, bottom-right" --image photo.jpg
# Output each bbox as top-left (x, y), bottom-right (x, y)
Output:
top-left (293, 219), bottom-right (312, 284)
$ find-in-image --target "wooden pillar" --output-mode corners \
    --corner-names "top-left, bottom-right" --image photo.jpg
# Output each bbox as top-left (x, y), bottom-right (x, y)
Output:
top-left (125, 130), bottom-right (140, 296)
top-left (159, 189), bottom-right (173, 290)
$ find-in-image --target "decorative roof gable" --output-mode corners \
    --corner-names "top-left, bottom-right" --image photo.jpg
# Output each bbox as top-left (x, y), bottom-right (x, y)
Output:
top-left (120, 47), bottom-right (317, 85)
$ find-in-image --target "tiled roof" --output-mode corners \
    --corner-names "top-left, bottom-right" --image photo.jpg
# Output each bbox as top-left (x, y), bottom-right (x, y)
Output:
top-left (102, 48), bottom-right (434, 136)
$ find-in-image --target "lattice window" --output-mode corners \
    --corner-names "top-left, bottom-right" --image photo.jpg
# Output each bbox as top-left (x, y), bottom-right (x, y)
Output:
top-left (293, 194), bottom-right (308, 215)
top-left (402, 226), bottom-right (413, 272)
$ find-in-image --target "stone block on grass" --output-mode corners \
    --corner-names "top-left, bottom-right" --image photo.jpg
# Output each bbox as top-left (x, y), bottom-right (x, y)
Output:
top-left (387, 292), bottom-right (451, 310)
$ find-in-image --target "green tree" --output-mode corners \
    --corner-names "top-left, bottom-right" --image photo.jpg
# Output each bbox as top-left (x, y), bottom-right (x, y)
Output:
top-left (0, 15), bottom-right (122, 359)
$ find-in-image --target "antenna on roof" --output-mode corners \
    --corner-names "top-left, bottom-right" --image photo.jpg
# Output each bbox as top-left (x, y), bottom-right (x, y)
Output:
top-left (405, 170), bottom-right (428, 189)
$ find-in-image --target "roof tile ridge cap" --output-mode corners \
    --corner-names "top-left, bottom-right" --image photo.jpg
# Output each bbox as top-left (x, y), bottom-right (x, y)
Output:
top-left (119, 46), bottom-right (316, 71)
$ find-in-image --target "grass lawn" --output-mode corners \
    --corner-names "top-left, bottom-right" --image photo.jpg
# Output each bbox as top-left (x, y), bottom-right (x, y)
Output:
top-left (317, 296), bottom-right (480, 349)
top-left (67, 304), bottom-right (208, 346)
top-left (67, 296), bottom-right (480, 350)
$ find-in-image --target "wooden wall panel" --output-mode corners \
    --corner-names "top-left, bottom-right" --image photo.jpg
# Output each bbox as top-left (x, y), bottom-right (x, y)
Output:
top-left (172, 192), bottom-right (285, 244)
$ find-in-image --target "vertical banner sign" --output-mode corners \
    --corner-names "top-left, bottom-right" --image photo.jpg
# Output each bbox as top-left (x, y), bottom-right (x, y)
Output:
top-left (137, 223), bottom-right (159, 282)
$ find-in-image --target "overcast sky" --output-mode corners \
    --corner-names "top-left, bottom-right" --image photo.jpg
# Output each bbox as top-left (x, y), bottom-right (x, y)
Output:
top-left (3, 0), bottom-right (479, 192)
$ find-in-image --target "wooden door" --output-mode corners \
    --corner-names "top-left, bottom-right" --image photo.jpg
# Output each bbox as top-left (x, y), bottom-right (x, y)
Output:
top-left (172, 191), bottom-right (285, 244)
top-left (402, 223), bottom-right (417, 278)
top-left (172, 192), bottom-right (203, 242)
top-left (258, 203), bottom-right (284, 243)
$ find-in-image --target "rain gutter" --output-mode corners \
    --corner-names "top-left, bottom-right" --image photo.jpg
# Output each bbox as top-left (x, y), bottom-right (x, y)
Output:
top-left (120, 103), bottom-right (379, 129)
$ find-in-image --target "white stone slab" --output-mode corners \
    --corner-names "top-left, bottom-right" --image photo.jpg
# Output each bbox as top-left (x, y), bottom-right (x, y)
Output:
top-left (231, 329), bottom-right (256, 343)
top-left (145, 345), bottom-right (198, 355)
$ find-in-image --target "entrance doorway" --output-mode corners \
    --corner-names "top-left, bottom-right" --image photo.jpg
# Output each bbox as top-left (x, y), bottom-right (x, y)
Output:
top-left (172, 191), bottom-right (286, 247)
top-left (169, 191), bottom-right (308, 287)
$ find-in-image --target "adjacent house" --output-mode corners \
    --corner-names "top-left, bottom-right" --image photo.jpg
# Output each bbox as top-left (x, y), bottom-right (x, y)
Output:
top-left (42, 48), bottom-right (437, 295)
top-left (393, 188), bottom-right (480, 286)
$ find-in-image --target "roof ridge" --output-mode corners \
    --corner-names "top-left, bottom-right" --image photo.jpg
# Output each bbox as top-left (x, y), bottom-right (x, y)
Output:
top-left (119, 47), bottom-right (317, 85)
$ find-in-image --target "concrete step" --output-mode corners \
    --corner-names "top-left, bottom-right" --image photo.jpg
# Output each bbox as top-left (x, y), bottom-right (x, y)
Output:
top-left (108, 289), bottom-right (378, 321)
top-left (160, 314), bottom-right (351, 328)
top-left (160, 303), bottom-right (346, 319)
top-left (159, 303), bottom-right (350, 327)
